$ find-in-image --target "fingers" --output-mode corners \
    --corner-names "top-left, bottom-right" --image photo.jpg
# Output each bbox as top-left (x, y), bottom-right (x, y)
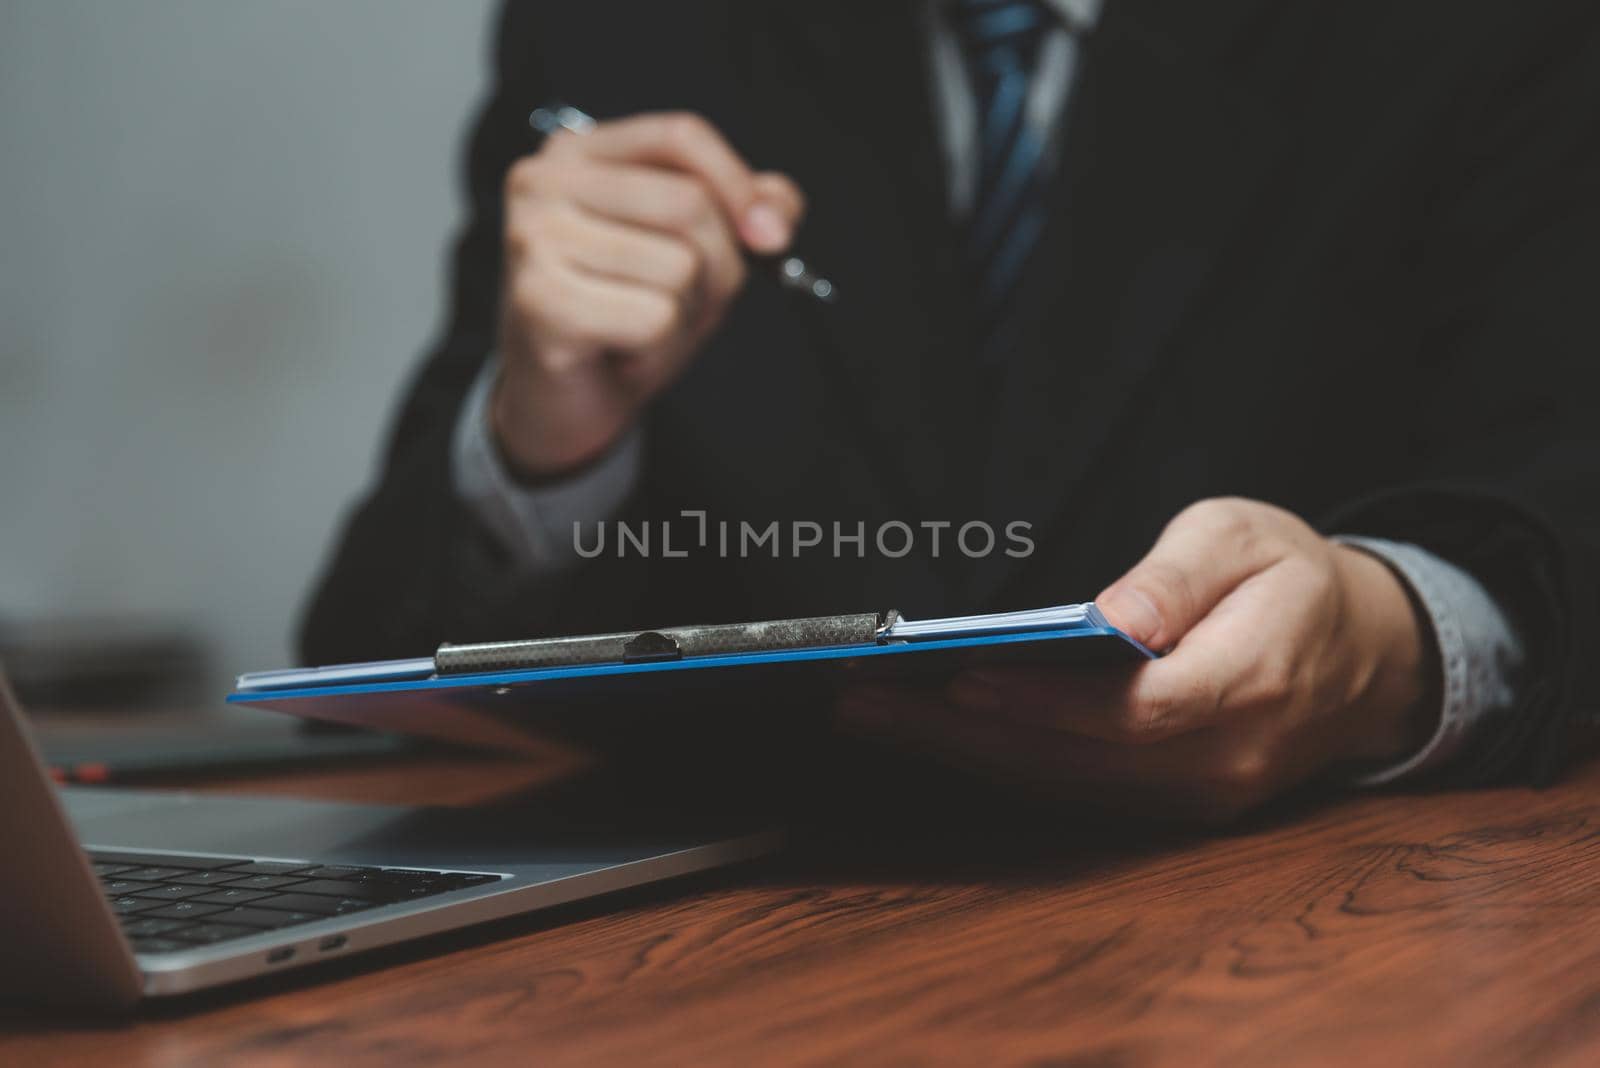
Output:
top-left (835, 687), bottom-right (1279, 824)
top-left (557, 165), bottom-right (747, 304)
top-left (838, 686), bottom-right (1131, 782)
top-left (951, 540), bottom-right (1336, 742)
top-left (502, 110), bottom-right (805, 359)
top-left (576, 112), bottom-right (802, 252)
top-left (748, 171), bottom-right (806, 249)
top-left (513, 198), bottom-right (706, 305)
top-left (507, 256), bottom-right (685, 363)
top-left (947, 664), bottom-right (1174, 744)
top-left (947, 635), bottom-right (1255, 745)
top-left (845, 499), bottom-right (1357, 823)
top-left (1095, 497), bottom-right (1302, 650)
top-left (490, 111), bottom-right (803, 479)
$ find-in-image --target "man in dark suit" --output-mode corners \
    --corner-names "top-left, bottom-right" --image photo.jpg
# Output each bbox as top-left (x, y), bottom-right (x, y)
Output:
top-left (301, 1), bottom-right (1599, 820)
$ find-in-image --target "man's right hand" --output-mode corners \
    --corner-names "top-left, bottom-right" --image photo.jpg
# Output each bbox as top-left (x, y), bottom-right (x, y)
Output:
top-left (492, 112), bottom-right (805, 480)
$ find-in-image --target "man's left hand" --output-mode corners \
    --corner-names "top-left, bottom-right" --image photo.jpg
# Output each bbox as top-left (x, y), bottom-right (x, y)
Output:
top-left (836, 498), bottom-right (1440, 823)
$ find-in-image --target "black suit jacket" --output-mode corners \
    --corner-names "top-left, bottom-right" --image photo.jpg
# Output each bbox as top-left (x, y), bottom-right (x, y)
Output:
top-left (301, 0), bottom-right (1600, 784)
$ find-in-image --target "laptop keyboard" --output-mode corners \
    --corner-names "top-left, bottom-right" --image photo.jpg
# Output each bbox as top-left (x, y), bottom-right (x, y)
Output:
top-left (90, 850), bottom-right (503, 955)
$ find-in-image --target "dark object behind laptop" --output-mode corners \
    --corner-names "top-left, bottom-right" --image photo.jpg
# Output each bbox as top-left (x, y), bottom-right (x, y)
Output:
top-left (0, 615), bottom-right (209, 709)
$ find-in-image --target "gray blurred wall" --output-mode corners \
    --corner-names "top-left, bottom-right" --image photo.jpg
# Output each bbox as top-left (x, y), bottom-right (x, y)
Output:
top-left (0, 1), bottom-right (498, 685)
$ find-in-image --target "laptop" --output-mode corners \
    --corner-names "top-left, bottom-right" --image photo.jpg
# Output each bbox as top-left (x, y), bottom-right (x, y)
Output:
top-left (0, 674), bottom-right (779, 1010)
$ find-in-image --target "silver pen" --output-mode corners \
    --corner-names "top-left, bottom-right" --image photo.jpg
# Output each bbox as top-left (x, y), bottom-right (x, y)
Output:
top-left (528, 104), bottom-right (837, 305)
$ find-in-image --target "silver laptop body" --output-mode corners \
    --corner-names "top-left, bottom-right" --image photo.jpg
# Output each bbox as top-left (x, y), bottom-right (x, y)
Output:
top-left (0, 676), bottom-right (779, 1009)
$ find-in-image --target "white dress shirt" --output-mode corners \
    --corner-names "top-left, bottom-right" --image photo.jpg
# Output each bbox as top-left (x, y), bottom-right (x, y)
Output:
top-left (451, 0), bottom-right (1524, 783)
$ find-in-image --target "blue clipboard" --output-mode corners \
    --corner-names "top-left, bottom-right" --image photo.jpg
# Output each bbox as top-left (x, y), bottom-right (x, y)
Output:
top-left (227, 604), bottom-right (1156, 751)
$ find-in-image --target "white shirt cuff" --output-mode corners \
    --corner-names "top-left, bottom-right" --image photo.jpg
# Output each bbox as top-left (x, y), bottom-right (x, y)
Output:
top-left (451, 356), bottom-right (642, 573)
top-left (1336, 536), bottom-right (1526, 786)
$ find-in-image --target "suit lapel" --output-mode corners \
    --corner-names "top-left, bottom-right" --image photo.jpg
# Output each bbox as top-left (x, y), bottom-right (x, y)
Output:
top-left (964, 0), bottom-right (1291, 604)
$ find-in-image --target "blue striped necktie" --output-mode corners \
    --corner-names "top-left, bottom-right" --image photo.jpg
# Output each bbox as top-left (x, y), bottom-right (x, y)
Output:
top-left (948, 0), bottom-right (1056, 313)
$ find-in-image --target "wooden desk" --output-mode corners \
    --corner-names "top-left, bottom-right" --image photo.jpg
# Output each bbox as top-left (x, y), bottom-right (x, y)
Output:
top-left (6, 751), bottom-right (1600, 1067)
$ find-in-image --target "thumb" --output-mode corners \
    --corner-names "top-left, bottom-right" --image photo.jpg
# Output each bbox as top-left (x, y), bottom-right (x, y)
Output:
top-left (739, 171), bottom-right (806, 254)
top-left (1095, 499), bottom-right (1290, 651)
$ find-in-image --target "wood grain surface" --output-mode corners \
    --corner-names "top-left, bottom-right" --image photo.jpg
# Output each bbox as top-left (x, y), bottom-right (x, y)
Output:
top-left (7, 747), bottom-right (1600, 1067)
